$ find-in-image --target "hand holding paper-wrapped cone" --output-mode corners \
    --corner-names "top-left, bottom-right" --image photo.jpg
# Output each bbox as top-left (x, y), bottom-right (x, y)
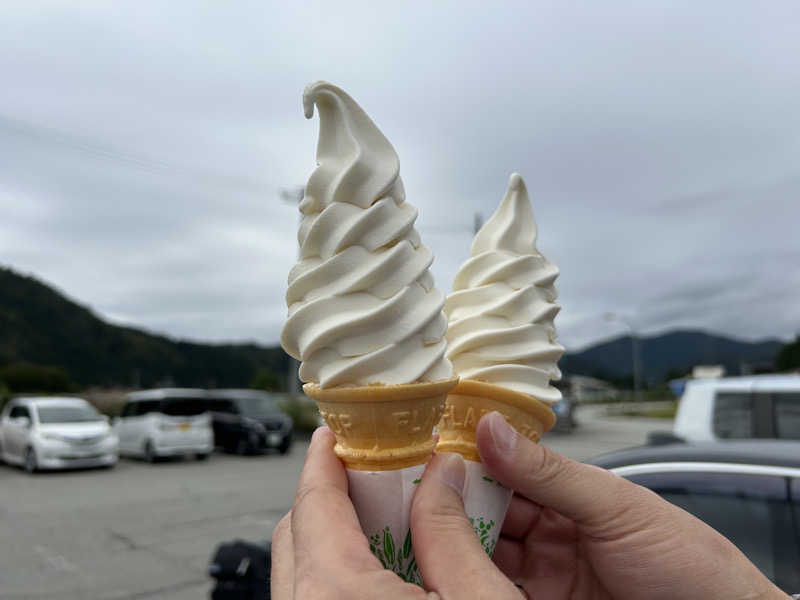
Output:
top-left (273, 414), bottom-right (784, 600)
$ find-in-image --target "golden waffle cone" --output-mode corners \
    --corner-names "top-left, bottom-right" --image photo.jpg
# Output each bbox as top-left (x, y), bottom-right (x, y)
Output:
top-left (304, 377), bottom-right (459, 471)
top-left (436, 380), bottom-right (556, 462)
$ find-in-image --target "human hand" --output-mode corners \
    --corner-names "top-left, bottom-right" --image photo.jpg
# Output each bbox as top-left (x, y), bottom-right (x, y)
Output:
top-left (272, 417), bottom-right (789, 600)
top-left (271, 426), bottom-right (518, 599)
top-left (475, 411), bottom-right (789, 600)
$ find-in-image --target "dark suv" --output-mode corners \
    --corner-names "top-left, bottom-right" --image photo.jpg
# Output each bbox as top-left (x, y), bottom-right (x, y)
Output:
top-left (206, 390), bottom-right (293, 455)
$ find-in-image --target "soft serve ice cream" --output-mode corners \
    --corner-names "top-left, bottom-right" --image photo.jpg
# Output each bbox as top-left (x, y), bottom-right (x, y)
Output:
top-left (280, 81), bottom-right (453, 388)
top-left (444, 173), bottom-right (563, 403)
top-left (280, 82), bottom-right (457, 585)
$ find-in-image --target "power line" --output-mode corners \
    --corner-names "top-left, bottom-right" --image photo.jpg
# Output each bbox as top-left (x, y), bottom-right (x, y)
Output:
top-left (0, 114), bottom-right (279, 199)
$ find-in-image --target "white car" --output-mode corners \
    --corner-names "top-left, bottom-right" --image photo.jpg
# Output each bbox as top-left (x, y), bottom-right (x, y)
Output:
top-left (115, 389), bottom-right (213, 462)
top-left (0, 396), bottom-right (119, 473)
top-left (673, 374), bottom-right (800, 442)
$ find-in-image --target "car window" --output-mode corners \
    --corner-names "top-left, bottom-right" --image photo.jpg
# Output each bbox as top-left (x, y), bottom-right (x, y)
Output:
top-left (237, 395), bottom-right (280, 418)
top-left (135, 400), bottom-right (161, 416)
top-left (774, 393), bottom-right (800, 440)
top-left (208, 399), bottom-right (237, 414)
top-left (37, 404), bottom-right (103, 423)
top-left (627, 471), bottom-right (800, 591)
top-left (159, 398), bottom-right (207, 417)
top-left (713, 392), bottom-right (754, 439)
top-left (9, 406), bottom-right (30, 419)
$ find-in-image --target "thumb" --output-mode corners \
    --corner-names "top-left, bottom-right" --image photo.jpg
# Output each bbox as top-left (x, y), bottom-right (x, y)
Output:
top-left (477, 411), bottom-right (646, 530)
top-left (410, 453), bottom-right (520, 598)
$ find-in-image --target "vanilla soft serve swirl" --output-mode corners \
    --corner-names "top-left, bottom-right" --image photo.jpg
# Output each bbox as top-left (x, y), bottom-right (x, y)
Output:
top-left (281, 82), bottom-right (453, 388)
top-left (445, 174), bottom-right (563, 403)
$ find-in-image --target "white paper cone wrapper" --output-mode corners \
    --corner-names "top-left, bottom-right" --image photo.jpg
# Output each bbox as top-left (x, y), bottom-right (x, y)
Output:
top-left (462, 461), bottom-right (513, 557)
top-left (347, 464), bottom-right (426, 585)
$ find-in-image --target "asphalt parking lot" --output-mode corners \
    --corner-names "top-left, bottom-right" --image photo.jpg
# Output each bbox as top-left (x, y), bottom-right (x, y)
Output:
top-left (0, 409), bottom-right (670, 600)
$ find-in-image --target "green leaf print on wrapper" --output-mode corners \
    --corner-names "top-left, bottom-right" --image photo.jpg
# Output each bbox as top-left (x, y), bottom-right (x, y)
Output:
top-left (468, 516), bottom-right (497, 557)
top-left (368, 527), bottom-right (422, 585)
top-left (481, 475), bottom-right (506, 489)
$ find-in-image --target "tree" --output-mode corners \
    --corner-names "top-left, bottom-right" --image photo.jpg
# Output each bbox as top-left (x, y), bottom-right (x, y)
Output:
top-left (0, 362), bottom-right (74, 393)
top-left (775, 336), bottom-right (800, 372)
top-left (250, 367), bottom-right (282, 392)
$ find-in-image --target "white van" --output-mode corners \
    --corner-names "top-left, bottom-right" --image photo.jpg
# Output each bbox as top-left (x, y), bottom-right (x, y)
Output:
top-left (674, 374), bottom-right (800, 442)
top-left (115, 389), bottom-right (213, 462)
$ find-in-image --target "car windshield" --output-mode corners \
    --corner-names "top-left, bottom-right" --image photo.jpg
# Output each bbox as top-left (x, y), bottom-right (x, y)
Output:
top-left (37, 404), bottom-right (103, 423)
top-left (237, 395), bottom-right (280, 418)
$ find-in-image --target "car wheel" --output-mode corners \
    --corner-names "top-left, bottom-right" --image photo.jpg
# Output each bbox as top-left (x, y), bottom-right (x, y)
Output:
top-left (195, 453), bottom-right (210, 461)
top-left (279, 436), bottom-right (293, 455)
top-left (24, 447), bottom-right (38, 474)
top-left (144, 440), bottom-right (157, 463)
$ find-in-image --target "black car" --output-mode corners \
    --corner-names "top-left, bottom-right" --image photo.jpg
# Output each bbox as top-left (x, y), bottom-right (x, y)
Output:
top-left (207, 390), bottom-right (293, 455)
top-left (588, 440), bottom-right (800, 594)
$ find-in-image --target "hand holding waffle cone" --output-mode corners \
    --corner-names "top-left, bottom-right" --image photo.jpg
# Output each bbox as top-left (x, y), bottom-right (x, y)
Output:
top-left (275, 82), bottom-right (785, 600)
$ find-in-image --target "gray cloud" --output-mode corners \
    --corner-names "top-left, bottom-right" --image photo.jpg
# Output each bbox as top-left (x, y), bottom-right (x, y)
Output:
top-left (1, 1), bottom-right (799, 352)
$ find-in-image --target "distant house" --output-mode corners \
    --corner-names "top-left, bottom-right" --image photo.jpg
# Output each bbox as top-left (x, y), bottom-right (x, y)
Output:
top-left (557, 375), bottom-right (618, 404)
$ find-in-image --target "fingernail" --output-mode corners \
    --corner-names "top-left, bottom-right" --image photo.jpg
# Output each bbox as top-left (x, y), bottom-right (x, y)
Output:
top-left (311, 425), bottom-right (330, 442)
top-left (488, 411), bottom-right (517, 454)
top-left (436, 453), bottom-right (465, 497)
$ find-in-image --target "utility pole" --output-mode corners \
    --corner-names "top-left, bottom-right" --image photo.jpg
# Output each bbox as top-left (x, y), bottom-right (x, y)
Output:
top-left (604, 312), bottom-right (643, 403)
top-left (473, 212), bottom-right (484, 235)
top-left (281, 186), bottom-right (305, 397)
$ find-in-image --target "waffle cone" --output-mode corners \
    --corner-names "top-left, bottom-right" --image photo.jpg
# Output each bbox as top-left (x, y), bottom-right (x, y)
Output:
top-left (304, 377), bottom-right (459, 470)
top-left (436, 380), bottom-right (556, 462)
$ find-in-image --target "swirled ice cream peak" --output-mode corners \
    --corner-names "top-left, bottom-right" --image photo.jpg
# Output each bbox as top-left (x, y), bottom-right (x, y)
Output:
top-left (445, 173), bottom-right (563, 403)
top-left (281, 82), bottom-right (453, 388)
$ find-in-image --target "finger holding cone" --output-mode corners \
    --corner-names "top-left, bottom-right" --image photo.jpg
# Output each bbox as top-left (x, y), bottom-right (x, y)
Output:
top-left (437, 379), bottom-right (555, 462)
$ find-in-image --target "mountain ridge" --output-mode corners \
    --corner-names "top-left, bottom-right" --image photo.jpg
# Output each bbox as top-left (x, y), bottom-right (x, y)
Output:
top-left (0, 267), bottom-right (289, 389)
top-left (560, 329), bottom-right (782, 384)
top-left (0, 266), bottom-right (784, 390)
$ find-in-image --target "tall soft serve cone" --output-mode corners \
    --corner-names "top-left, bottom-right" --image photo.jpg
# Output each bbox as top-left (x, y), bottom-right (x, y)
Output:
top-left (281, 82), bottom-right (456, 585)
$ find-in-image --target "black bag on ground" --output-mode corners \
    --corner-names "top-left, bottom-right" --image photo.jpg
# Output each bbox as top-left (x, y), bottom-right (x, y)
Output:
top-left (209, 539), bottom-right (270, 600)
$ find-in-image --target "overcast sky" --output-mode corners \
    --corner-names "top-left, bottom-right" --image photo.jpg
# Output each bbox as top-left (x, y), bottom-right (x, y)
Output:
top-left (1, 1), bottom-right (799, 352)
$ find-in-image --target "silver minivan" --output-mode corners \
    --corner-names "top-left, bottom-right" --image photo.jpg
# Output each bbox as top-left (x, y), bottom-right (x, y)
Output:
top-left (115, 389), bottom-right (213, 462)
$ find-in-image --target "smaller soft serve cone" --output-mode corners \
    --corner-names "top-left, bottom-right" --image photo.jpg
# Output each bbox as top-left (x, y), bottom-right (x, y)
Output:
top-left (436, 173), bottom-right (563, 556)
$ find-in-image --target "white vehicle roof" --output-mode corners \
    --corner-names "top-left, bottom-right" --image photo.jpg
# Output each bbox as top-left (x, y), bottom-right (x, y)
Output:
top-left (684, 374), bottom-right (800, 393)
top-left (211, 389), bottom-right (279, 400)
top-left (126, 388), bottom-right (207, 401)
top-left (12, 396), bottom-right (92, 407)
